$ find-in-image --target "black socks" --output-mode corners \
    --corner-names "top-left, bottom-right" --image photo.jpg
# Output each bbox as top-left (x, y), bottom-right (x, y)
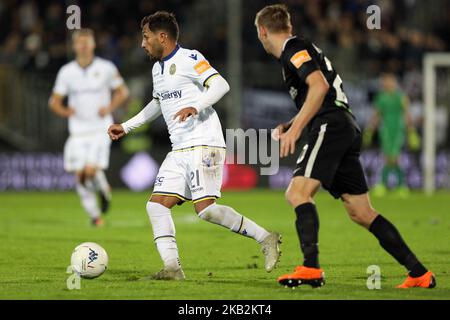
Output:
top-left (369, 215), bottom-right (427, 277)
top-left (294, 205), bottom-right (427, 277)
top-left (295, 203), bottom-right (320, 268)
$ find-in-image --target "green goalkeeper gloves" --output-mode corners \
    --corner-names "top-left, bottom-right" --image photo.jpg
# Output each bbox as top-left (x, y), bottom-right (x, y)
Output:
top-left (363, 128), bottom-right (374, 148)
top-left (407, 127), bottom-right (421, 151)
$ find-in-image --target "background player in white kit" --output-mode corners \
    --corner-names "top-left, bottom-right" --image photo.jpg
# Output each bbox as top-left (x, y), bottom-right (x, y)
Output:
top-left (49, 29), bottom-right (129, 226)
top-left (108, 11), bottom-right (281, 280)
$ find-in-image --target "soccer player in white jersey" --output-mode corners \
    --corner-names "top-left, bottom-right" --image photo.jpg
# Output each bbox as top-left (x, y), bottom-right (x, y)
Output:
top-left (49, 29), bottom-right (129, 226)
top-left (108, 11), bottom-right (281, 280)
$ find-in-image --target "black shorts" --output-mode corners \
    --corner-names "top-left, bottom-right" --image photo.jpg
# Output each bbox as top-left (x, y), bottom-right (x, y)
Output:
top-left (293, 110), bottom-right (369, 199)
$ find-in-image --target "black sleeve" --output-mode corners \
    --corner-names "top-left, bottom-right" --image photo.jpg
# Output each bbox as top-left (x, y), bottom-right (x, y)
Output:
top-left (284, 41), bottom-right (319, 82)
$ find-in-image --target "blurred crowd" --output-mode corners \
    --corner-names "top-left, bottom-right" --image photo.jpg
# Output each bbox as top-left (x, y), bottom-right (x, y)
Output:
top-left (0, 0), bottom-right (194, 73)
top-left (1, 0), bottom-right (449, 78)
top-left (283, 0), bottom-right (448, 78)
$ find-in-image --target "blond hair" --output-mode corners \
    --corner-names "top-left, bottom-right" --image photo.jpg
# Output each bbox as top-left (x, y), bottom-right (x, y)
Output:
top-left (255, 4), bottom-right (292, 33)
top-left (71, 28), bottom-right (95, 42)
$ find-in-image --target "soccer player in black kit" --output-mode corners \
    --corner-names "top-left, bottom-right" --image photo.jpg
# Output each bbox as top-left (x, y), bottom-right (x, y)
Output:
top-left (255, 4), bottom-right (435, 289)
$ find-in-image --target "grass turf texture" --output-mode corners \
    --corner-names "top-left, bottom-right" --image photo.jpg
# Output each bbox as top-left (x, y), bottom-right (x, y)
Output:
top-left (0, 190), bottom-right (449, 300)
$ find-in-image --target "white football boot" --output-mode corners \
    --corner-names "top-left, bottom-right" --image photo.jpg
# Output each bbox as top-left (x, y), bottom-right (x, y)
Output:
top-left (147, 268), bottom-right (186, 281)
top-left (260, 232), bottom-right (282, 272)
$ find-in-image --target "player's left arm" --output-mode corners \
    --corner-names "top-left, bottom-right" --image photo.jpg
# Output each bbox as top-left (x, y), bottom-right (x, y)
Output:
top-left (280, 70), bottom-right (329, 157)
top-left (174, 75), bottom-right (230, 122)
top-left (402, 94), bottom-right (421, 150)
top-left (174, 52), bottom-right (230, 122)
top-left (99, 84), bottom-right (130, 117)
top-left (402, 95), bottom-right (414, 129)
top-left (99, 65), bottom-right (130, 117)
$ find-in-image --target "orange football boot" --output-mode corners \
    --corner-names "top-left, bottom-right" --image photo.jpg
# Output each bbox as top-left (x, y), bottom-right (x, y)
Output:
top-left (278, 266), bottom-right (325, 288)
top-left (92, 217), bottom-right (105, 227)
top-left (396, 271), bottom-right (436, 289)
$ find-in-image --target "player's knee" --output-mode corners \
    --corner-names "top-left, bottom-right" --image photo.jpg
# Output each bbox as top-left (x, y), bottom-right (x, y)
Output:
top-left (147, 201), bottom-right (169, 217)
top-left (146, 201), bottom-right (175, 238)
top-left (76, 171), bottom-right (86, 185)
top-left (84, 166), bottom-right (97, 178)
top-left (197, 202), bottom-right (219, 223)
top-left (194, 199), bottom-right (216, 215)
top-left (285, 187), bottom-right (313, 207)
top-left (149, 195), bottom-right (178, 209)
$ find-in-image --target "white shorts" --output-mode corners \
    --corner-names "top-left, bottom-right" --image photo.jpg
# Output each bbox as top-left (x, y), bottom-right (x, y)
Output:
top-left (152, 146), bottom-right (226, 203)
top-left (64, 132), bottom-right (111, 172)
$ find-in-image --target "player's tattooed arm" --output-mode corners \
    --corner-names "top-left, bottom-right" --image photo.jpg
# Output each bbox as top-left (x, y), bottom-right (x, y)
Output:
top-left (279, 70), bottom-right (329, 157)
top-left (48, 93), bottom-right (74, 118)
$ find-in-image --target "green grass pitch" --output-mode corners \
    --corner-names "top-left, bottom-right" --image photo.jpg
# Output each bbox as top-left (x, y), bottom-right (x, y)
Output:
top-left (0, 190), bottom-right (449, 300)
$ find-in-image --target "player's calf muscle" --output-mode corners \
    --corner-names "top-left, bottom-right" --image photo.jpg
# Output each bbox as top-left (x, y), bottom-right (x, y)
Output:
top-left (341, 193), bottom-right (378, 228)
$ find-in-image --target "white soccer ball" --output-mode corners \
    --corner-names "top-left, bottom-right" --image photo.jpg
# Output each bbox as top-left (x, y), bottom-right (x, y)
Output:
top-left (70, 242), bottom-right (108, 279)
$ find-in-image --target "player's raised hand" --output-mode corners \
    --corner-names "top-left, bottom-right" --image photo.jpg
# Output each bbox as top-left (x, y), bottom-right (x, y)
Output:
top-left (173, 107), bottom-right (198, 122)
top-left (279, 127), bottom-right (301, 158)
top-left (108, 124), bottom-right (126, 141)
top-left (272, 122), bottom-right (290, 141)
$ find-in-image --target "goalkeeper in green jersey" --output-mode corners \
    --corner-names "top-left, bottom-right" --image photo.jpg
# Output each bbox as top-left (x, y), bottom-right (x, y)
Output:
top-left (364, 73), bottom-right (420, 197)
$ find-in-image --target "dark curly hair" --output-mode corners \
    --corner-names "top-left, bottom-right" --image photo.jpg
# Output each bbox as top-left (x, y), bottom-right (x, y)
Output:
top-left (141, 11), bottom-right (179, 41)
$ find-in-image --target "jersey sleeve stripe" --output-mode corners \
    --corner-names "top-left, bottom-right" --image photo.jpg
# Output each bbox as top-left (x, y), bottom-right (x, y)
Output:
top-left (203, 73), bottom-right (220, 87)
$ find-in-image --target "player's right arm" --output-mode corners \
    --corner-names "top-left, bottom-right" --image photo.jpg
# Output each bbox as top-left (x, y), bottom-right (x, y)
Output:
top-left (48, 67), bottom-right (74, 118)
top-left (402, 94), bottom-right (421, 150)
top-left (363, 95), bottom-right (382, 148)
top-left (48, 93), bottom-right (74, 118)
top-left (273, 42), bottom-right (328, 146)
top-left (108, 99), bottom-right (162, 141)
top-left (363, 109), bottom-right (380, 148)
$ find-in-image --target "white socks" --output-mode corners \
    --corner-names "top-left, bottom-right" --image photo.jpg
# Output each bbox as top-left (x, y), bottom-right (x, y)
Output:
top-left (94, 170), bottom-right (111, 200)
top-left (76, 180), bottom-right (100, 220)
top-left (145, 201), bottom-right (270, 271)
top-left (146, 201), bottom-right (181, 271)
top-left (198, 203), bottom-right (270, 243)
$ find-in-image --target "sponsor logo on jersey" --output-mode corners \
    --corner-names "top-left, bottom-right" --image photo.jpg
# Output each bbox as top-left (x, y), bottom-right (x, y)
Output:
top-left (189, 53), bottom-right (198, 60)
top-left (169, 63), bottom-right (176, 75)
top-left (154, 176), bottom-right (164, 186)
top-left (290, 50), bottom-right (312, 69)
top-left (160, 90), bottom-right (182, 101)
top-left (194, 60), bottom-right (211, 75)
top-left (289, 86), bottom-right (298, 100)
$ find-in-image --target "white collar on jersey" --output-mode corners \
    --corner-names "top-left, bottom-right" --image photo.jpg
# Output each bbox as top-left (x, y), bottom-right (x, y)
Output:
top-left (76, 56), bottom-right (97, 70)
top-left (282, 35), bottom-right (297, 52)
top-left (161, 44), bottom-right (181, 62)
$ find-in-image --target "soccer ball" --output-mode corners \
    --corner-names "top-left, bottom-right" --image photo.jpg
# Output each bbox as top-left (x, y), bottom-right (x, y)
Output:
top-left (70, 242), bottom-right (108, 279)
